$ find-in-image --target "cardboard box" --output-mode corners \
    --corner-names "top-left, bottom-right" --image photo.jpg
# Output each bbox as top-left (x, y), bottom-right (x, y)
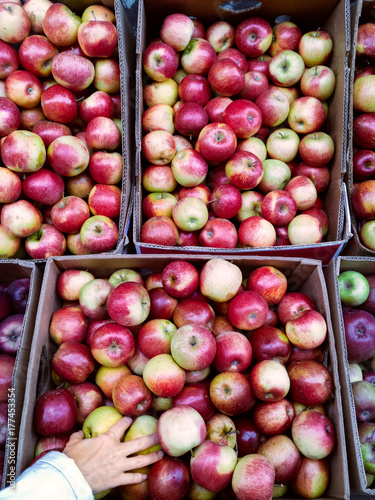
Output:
top-left (133, 0), bottom-right (351, 264)
top-left (8, 0), bottom-right (135, 263)
top-left (343, 0), bottom-right (375, 257)
top-left (325, 256), bottom-right (375, 496)
top-left (0, 261), bottom-right (42, 490)
top-left (17, 254), bottom-right (349, 499)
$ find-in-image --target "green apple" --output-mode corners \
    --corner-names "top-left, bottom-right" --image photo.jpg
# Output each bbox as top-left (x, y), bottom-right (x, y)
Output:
top-left (366, 473), bottom-right (375, 488)
top-left (359, 422), bottom-right (375, 474)
top-left (151, 396), bottom-right (173, 412)
top-left (94, 489), bottom-right (111, 499)
top-left (272, 484), bottom-right (288, 498)
top-left (109, 269), bottom-right (144, 288)
top-left (349, 363), bottom-right (363, 383)
top-left (124, 415), bottom-right (161, 455)
top-left (338, 271), bottom-right (370, 306)
top-left (82, 406), bottom-right (123, 438)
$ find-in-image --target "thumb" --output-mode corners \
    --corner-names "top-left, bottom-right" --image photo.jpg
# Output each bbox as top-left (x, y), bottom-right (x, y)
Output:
top-left (65, 430), bottom-right (84, 449)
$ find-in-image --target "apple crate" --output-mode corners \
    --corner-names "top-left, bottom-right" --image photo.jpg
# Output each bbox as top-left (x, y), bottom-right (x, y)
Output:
top-left (1, 0), bottom-right (135, 263)
top-left (325, 256), bottom-right (375, 496)
top-left (132, 0), bottom-right (351, 264)
top-left (17, 254), bottom-right (349, 499)
top-left (0, 260), bottom-right (42, 490)
top-left (343, 0), bottom-right (375, 258)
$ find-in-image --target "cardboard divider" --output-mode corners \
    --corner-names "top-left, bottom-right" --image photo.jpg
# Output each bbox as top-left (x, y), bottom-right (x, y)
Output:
top-left (344, 0), bottom-right (375, 257)
top-left (133, 0), bottom-right (351, 263)
top-left (325, 256), bottom-right (375, 496)
top-left (4, 0), bottom-right (135, 264)
top-left (17, 254), bottom-right (349, 499)
top-left (0, 261), bottom-right (43, 490)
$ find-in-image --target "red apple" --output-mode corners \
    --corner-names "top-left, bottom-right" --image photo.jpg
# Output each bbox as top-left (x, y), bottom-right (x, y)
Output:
top-left (41, 84), bottom-right (77, 123)
top-left (250, 325), bottom-right (291, 363)
top-left (143, 354), bottom-right (186, 399)
top-left (199, 218), bottom-right (238, 249)
top-left (52, 341), bottom-right (95, 384)
top-left (181, 38), bottom-right (217, 76)
top-left (50, 306), bottom-right (88, 344)
top-left (25, 223), bottom-right (66, 259)
top-left (208, 58), bottom-right (245, 97)
top-left (206, 21), bottom-right (235, 53)
top-left (292, 410), bottom-right (336, 459)
top-left (232, 454), bottom-right (275, 500)
top-left (253, 398), bottom-right (294, 436)
top-left (209, 371), bottom-right (255, 416)
top-left (67, 382), bottom-right (103, 425)
top-left (77, 19), bottom-right (118, 58)
top-left (288, 360), bottom-right (333, 405)
top-left (213, 331), bottom-right (252, 372)
top-left (238, 216), bottom-right (276, 248)
top-left (161, 260), bottom-right (199, 299)
top-left (0, 2), bottom-right (30, 44)
top-left (34, 388), bottom-right (76, 436)
top-left (235, 17), bottom-right (272, 57)
top-left (112, 374), bottom-right (153, 417)
top-left (0, 40), bottom-right (18, 79)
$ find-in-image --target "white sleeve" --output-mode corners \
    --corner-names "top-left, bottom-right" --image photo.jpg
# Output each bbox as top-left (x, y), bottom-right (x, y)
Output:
top-left (0, 451), bottom-right (94, 500)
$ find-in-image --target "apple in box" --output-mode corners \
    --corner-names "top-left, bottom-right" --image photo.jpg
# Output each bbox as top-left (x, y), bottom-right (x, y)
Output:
top-left (190, 440), bottom-right (237, 493)
top-left (209, 371), bottom-right (255, 416)
top-left (148, 456), bottom-right (190, 500)
top-left (158, 404), bottom-right (206, 457)
top-left (34, 388), bottom-right (77, 436)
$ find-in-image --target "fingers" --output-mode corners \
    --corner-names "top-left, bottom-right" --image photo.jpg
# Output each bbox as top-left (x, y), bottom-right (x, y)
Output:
top-left (122, 432), bottom-right (160, 456)
top-left (122, 449), bottom-right (164, 472)
top-left (118, 472), bottom-right (148, 486)
top-left (106, 416), bottom-right (133, 441)
top-left (64, 430), bottom-right (84, 449)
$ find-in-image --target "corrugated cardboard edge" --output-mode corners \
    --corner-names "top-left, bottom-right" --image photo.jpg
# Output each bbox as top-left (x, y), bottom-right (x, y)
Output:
top-left (0, 260), bottom-right (42, 490)
top-left (17, 254), bottom-right (349, 499)
top-left (132, 0), bottom-right (350, 261)
top-left (344, 0), bottom-right (375, 257)
top-left (325, 256), bottom-right (375, 495)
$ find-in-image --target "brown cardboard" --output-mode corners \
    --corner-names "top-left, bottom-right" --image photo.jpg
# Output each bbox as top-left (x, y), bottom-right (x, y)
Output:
top-left (344, 0), bottom-right (375, 257)
top-left (0, 261), bottom-right (43, 490)
top-left (325, 256), bottom-right (375, 496)
top-left (133, 0), bottom-right (351, 264)
top-left (9, 0), bottom-right (135, 264)
top-left (18, 254), bottom-right (349, 499)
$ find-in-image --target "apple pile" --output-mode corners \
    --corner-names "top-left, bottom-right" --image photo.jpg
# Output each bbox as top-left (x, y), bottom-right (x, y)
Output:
top-left (338, 269), bottom-right (375, 488)
top-left (140, 13), bottom-right (336, 249)
top-left (0, 0), bottom-right (123, 259)
top-left (351, 22), bottom-right (375, 251)
top-left (0, 277), bottom-right (31, 479)
top-left (32, 259), bottom-right (337, 499)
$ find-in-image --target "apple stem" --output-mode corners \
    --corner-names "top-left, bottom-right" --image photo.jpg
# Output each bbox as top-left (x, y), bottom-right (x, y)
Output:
top-left (279, 132), bottom-right (284, 139)
top-left (71, 47), bottom-right (75, 55)
top-left (313, 132), bottom-right (317, 140)
top-left (161, 190), bottom-right (165, 199)
top-left (206, 200), bottom-right (215, 206)
top-left (219, 427), bottom-right (238, 445)
top-left (314, 66), bottom-right (318, 76)
top-left (75, 96), bottom-right (85, 102)
top-left (91, 10), bottom-right (97, 21)
top-left (190, 134), bottom-right (193, 141)
top-left (148, 126), bottom-right (152, 132)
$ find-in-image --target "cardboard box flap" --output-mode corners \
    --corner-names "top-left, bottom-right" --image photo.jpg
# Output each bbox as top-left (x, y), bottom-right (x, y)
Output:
top-left (141, 0), bottom-right (341, 31)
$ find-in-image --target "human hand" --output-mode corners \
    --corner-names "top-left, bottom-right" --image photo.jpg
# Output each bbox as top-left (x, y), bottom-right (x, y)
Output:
top-left (63, 416), bottom-right (164, 494)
